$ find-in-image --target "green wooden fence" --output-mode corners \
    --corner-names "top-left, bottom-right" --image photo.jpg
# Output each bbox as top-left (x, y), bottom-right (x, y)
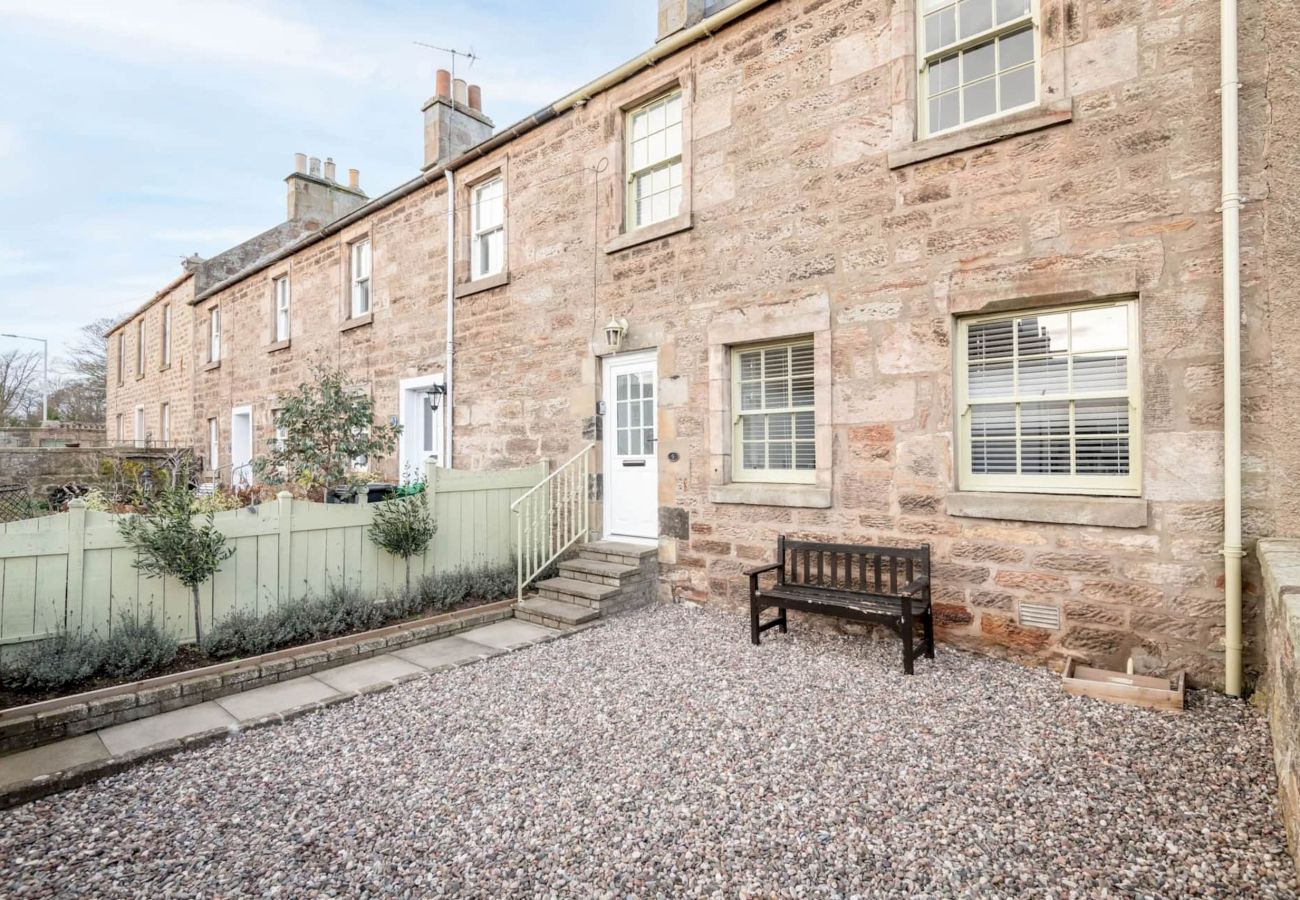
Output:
top-left (0, 462), bottom-right (546, 651)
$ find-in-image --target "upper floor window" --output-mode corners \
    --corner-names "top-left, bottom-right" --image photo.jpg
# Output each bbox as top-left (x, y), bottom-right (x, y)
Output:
top-left (350, 239), bottom-right (371, 318)
top-left (274, 275), bottom-right (291, 342)
top-left (471, 177), bottom-right (505, 280)
top-left (209, 306), bottom-right (221, 363)
top-left (161, 304), bottom-right (172, 367)
top-left (919, 0), bottom-right (1036, 137)
top-left (116, 333), bottom-right (125, 385)
top-left (626, 91), bottom-right (683, 230)
top-left (136, 319), bottom-right (146, 377)
top-left (956, 300), bottom-right (1141, 496)
top-left (731, 339), bottom-right (817, 485)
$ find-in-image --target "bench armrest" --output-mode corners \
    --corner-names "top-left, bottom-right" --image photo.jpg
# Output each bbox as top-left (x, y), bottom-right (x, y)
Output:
top-left (899, 575), bottom-right (930, 598)
top-left (744, 562), bottom-right (784, 578)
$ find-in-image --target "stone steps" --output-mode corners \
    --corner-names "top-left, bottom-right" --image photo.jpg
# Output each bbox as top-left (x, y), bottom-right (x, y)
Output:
top-left (514, 540), bottom-right (658, 625)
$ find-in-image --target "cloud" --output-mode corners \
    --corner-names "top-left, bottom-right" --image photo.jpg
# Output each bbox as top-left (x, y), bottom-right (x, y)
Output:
top-left (0, 0), bottom-right (373, 79)
top-left (0, 244), bottom-right (54, 278)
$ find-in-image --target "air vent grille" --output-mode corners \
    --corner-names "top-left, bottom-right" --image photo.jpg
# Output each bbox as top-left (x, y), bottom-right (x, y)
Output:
top-left (1018, 601), bottom-right (1062, 631)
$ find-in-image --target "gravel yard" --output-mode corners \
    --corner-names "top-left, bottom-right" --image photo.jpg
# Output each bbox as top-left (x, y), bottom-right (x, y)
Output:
top-left (1, 603), bottom-right (1295, 898)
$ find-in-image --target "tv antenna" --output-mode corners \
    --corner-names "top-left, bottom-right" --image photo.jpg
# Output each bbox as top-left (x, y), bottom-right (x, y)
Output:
top-left (413, 42), bottom-right (480, 96)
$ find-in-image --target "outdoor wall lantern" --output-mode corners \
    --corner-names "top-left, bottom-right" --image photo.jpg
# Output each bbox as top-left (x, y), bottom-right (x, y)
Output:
top-left (604, 317), bottom-right (628, 353)
top-left (423, 383), bottom-right (448, 412)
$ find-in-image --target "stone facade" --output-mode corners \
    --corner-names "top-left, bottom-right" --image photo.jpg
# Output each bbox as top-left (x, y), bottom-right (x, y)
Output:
top-left (1257, 540), bottom-right (1300, 870)
top-left (104, 0), bottom-right (1298, 688)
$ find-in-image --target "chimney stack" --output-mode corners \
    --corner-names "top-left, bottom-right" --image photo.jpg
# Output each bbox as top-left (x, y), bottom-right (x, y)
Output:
top-left (658, 0), bottom-right (706, 41)
top-left (422, 71), bottom-right (493, 170)
top-left (286, 153), bottom-right (368, 223)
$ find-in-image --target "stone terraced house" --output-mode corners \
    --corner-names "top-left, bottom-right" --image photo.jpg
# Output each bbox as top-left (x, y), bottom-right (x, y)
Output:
top-left (105, 0), bottom-right (1300, 690)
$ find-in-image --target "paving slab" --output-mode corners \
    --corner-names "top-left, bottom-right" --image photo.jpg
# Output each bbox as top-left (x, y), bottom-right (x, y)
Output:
top-left (461, 619), bottom-right (559, 650)
top-left (0, 735), bottom-right (110, 790)
top-left (214, 676), bottom-right (340, 722)
top-left (313, 654), bottom-right (424, 694)
top-left (99, 702), bottom-right (236, 757)
top-left (392, 635), bottom-right (501, 669)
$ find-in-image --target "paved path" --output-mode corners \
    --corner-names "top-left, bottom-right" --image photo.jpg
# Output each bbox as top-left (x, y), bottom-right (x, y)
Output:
top-left (0, 618), bottom-right (558, 792)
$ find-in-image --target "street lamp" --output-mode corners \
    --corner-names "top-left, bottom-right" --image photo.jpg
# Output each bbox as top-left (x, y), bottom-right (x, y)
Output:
top-left (0, 332), bottom-right (48, 424)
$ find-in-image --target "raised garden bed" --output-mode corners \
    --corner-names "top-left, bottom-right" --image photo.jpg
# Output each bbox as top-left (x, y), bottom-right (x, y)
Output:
top-left (1062, 659), bottom-right (1186, 711)
top-left (0, 600), bottom-right (515, 756)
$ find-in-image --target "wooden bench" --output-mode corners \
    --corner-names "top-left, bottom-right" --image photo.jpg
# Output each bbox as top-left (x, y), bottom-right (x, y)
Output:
top-left (746, 537), bottom-right (934, 674)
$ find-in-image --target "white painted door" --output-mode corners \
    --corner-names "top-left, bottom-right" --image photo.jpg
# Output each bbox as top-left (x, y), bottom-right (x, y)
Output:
top-left (230, 406), bottom-right (253, 487)
top-left (603, 350), bottom-right (658, 543)
top-left (399, 375), bottom-right (444, 483)
top-left (133, 406), bottom-right (146, 449)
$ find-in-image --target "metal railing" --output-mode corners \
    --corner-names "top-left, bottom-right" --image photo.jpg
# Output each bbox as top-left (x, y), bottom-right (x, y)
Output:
top-left (510, 443), bottom-right (594, 601)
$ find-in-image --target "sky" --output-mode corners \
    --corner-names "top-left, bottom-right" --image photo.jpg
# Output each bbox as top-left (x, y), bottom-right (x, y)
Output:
top-left (0, 0), bottom-right (656, 365)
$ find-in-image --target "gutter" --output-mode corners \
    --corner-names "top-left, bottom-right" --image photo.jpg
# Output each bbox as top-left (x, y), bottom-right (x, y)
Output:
top-left (192, 0), bottom-right (772, 304)
top-left (1220, 0), bottom-right (1244, 696)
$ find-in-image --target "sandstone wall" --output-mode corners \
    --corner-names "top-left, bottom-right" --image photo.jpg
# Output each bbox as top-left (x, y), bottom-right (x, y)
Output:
top-left (114, 0), bottom-right (1295, 687)
top-left (1258, 540), bottom-right (1300, 871)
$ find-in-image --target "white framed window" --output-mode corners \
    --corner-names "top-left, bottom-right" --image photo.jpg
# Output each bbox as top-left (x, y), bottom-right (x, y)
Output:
top-left (273, 410), bottom-right (288, 450)
top-left (471, 177), bottom-right (505, 279)
top-left (919, 0), bottom-right (1036, 137)
top-left (626, 90), bottom-right (684, 230)
top-left (350, 239), bottom-right (371, 318)
top-left (731, 339), bottom-right (816, 484)
top-left (957, 299), bottom-right (1141, 496)
top-left (160, 402), bottom-right (170, 445)
top-left (115, 413), bottom-right (123, 442)
top-left (273, 275), bottom-right (291, 342)
top-left (209, 306), bottom-right (221, 362)
top-left (116, 333), bottom-right (125, 384)
top-left (208, 418), bottom-right (219, 471)
top-left (136, 319), bottom-right (146, 377)
top-left (161, 304), bottom-right (172, 367)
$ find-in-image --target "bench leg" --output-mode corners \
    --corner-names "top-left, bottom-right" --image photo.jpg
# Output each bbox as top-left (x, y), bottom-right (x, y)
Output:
top-left (923, 606), bottom-right (935, 659)
top-left (900, 612), bottom-right (915, 675)
top-left (750, 600), bottom-right (761, 646)
top-left (778, 608), bottom-right (788, 634)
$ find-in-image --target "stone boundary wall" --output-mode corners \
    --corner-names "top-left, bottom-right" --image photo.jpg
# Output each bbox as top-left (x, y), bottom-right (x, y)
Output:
top-left (0, 601), bottom-right (515, 757)
top-left (1258, 538), bottom-right (1300, 872)
top-left (0, 425), bottom-right (105, 449)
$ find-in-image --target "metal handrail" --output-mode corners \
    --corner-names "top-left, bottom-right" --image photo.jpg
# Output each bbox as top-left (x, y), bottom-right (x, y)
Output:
top-left (510, 443), bottom-right (594, 601)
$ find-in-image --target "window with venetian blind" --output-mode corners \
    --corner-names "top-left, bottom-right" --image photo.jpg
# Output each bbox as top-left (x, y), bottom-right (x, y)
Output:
top-left (957, 300), bottom-right (1141, 496)
top-left (732, 339), bottom-right (816, 484)
top-left (626, 91), bottom-right (683, 230)
top-left (919, 0), bottom-right (1037, 136)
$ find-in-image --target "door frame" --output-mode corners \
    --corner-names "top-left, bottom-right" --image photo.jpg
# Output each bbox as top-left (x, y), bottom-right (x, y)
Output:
top-left (398, 373), bottom-right (445, 483)
top-left (230, 404), bottom-right (253, 487)
top-left (601, 348), bottom-right (659, 544)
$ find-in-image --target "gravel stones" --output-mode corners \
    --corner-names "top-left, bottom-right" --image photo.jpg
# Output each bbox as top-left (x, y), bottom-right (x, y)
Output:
top-left (0, 604), bottom-right (1295, 897)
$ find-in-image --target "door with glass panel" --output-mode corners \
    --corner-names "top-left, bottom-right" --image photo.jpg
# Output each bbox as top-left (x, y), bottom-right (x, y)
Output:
top-left (603, 350), bottom-right (658, 543)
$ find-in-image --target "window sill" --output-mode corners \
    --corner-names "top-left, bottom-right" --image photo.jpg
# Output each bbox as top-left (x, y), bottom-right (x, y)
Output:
top-left (455, 270), bottom-right (510, 299)
top-left (340, 312), bottom-right (373, 333)
top-left (604, 212), bottom-right (692, 255)
top-left (158, 364), bottom-right (171, 373)
top-left (202, 360), bottom-right (221, 373)
top-left (709, 483), bottom-right (831, 509)
top-left (135, 373), bottom-right (146, 382)
top-left (888, 98), bottom-right (1073, 170)
top-left (267, 339), bottom-right (291, 353)
top-left (946, 491), bottom-right (1148, 529)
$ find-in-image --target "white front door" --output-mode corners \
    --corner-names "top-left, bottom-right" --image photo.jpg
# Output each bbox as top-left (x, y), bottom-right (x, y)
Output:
top-left (603, 350), bottom-right (658, 543)
top-left (399, 375), bottom-right (444, 483)
top-left (230, 406), bottom-right (253, 487)
top-left (133, 406), bottom-right (146, 449)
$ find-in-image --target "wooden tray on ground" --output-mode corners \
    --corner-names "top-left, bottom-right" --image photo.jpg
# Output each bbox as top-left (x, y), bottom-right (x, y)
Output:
top-left (1062, 659), bottom-right (1186, 711)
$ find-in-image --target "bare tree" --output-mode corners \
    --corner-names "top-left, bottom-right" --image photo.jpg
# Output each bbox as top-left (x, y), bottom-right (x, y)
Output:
top-left (0, 349), bottom-right (42, 424)
top-left (51, 316), bottom-right (114, 424)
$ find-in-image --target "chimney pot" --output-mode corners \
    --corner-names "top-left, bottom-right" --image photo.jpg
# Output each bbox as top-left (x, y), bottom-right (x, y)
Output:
top-left (324, 157), bottom-right (336, 182)
top-left (293, 152), bottom-right (307, 174)
top-left (436, 69), bottom-right (452, 98)
top-left (453, 78), bottom-right (468, 107)
top-left (348, 168), bottom-right (360, 191)
top-left (468, 84), bottom-right (483, 112)
top-left (308, 156), bottom-right (321, 178)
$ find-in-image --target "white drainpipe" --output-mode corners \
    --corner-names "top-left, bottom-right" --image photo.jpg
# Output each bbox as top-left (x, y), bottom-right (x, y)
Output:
top-left (445, 168), bottom-right (456, 470)
top-left (1220, 0), bottom-right (1243, 696)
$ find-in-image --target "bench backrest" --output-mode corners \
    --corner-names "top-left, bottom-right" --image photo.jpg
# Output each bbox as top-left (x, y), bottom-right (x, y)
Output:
top-left (779, 537), bottom-right (930, 597)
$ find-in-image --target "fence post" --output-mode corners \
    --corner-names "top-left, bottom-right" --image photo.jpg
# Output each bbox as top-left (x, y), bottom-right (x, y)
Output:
top-left (65, 499), bottom-right (87, 633)
top-left (277, 491), bottom-right (293, 605)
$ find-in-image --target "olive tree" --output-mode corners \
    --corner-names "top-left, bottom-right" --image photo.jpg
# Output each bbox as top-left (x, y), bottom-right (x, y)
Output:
top-left (118, 488), bottom-right (233, 645)
top-left (368, 491), bottom-right (437, 595)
